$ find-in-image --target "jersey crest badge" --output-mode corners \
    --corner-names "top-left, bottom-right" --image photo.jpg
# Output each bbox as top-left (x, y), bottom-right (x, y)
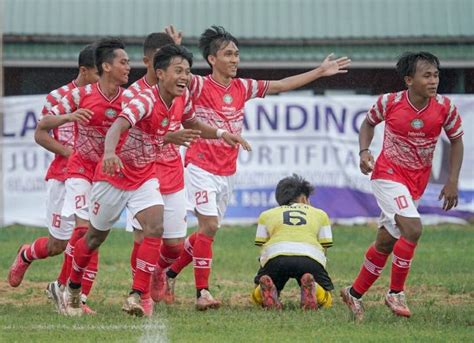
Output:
top-left (161, 118), bottom-right (169, 127)
top-left (411, 118), bottom-right (424, 129)
top-left (105, 108), bottom-right (117, 118)
top-left (223, 94), bottom-right (233, 104)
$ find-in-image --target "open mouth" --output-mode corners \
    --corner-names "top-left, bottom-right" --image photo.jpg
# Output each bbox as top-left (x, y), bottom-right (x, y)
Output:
top-left (176, 82), bottom-right (187, 91)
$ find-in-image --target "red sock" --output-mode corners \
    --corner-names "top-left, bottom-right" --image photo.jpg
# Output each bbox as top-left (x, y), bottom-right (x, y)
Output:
top-left (81, 250), bottom-right (99, 297)
top-left (70, 237), bottom-right (96, 285)
top-left (158, 242), bottom-right (184, 269)
top-left (132, 236), bottom-right (162, 294)
top-left (193, 233), bottom-right (214, 290)
top-left (130, 241), bottom-right (141, 277)
top-left (352, 244), bottom-right (390, 296)
top-left (169, 232), bottom-right (197, 275)
top-left (390, 237), bottom-right (417, 292)
top-left (23, 237), bottom-right (49, 261)
top-left (57, 226), bottom-right (88, 285)
top-left (57, 243), bottom-right (73, 286)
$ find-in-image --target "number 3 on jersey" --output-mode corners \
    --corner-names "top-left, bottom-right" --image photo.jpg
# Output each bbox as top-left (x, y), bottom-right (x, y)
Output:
top-left (283, 210), bottom-right (307, 226)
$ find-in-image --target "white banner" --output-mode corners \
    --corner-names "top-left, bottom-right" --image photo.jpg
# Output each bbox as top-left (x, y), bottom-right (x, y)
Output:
top-left (2, 95), bottom-right (53, 226)
top-left (1, 94), bottom-right (473, 227)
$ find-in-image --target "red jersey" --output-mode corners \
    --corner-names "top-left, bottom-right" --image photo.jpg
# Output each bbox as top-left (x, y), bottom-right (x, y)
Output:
top-left (368, 90), bottom-right (463, 200)
top-left (50, 83), bottom-right (123, 182)
top-left (185, 75), bottom-right (269, 176)
top-left (122, 76), bottom-right (194, 194)
top-left (94, 85), bottom-right (194, 191)
top-left (40, 80), bottom-right (77, 181)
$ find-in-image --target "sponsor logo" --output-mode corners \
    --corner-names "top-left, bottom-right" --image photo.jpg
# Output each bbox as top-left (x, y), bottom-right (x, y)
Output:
top-left (408, 131), bottom-right (426, 137)
top-left (197, 260), bottom-right (208, 266)
top-left (85, 272), bottom-right (96, 279)
top-left (105, 108), bottom-right (117, 118)
top-left (411, 118), bottom-right (424, 129)
top-left (223, 94), bottom-right (233, 104)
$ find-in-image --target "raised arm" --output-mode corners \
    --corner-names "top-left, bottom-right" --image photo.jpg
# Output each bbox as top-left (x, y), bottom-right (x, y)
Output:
top-left (183, 119), bottom-right (251, 151)
top-left (164, 25), bottom-right (183, 45)
top-left (266, 54), bottom-right (351, 95)
top-left (439, 137), bottom-right (464, 211)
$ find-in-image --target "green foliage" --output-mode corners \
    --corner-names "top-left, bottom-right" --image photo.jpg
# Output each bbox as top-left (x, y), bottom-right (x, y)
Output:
top-left (0, 225), bottom-right (473, 342)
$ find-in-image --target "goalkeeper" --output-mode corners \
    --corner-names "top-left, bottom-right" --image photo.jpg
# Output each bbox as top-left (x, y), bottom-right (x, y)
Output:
top-left (251, 174), bottom-right (334, 310)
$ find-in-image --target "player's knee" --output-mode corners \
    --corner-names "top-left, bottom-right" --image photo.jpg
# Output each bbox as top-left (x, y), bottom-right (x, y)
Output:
top-left (199, 221), bottom-right (219, 236)
top-left (396, 215), bottom-right (423, 243)
top-left (86, 230), bottom-right (106, 250)
top-left (133, 229), bottom-right (144, 244)
top-left (405, 223), bottom-right (423, 242)
top-left (143, 222), bottom-right (164, 238)
top-left (374, 240), bottom-right (394, 254)
top-left (46, 238), bottom-right (67, 256)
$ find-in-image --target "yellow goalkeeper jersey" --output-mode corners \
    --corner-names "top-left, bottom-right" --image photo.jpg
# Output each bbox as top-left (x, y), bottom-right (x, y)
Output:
top-left (255, 203), bottom-right (333, 268)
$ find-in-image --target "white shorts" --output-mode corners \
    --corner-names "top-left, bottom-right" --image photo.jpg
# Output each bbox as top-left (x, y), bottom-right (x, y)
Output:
top-left (62, 178), bottom-right (92, 221)
top-left (90, 178), bottom-right (164, 231)
top-left (185, 163), bottom-right (234, 224)
top-left (125, 188), bottom-right (187, 239)
top-left (46, 179), bottom-right (75, 240)
top-left (371, 179), bottom-right (420, 239)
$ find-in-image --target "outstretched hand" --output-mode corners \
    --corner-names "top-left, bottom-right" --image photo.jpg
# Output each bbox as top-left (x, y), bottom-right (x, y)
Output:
top-left (67, 108), bottom-right (93, 124)
top-left (164, 129), bottom-right (201, 147)
top-left (165, 25), bottom-right (183, 45)
top-left (438, 181), bottom-right (459, 211)
top-left (222, 132), bottom-right (252, 151)
top-left (319, 53), bottom-right (351, 77)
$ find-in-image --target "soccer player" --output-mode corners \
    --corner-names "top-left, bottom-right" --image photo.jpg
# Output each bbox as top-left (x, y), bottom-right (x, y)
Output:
top-left (32, 38), bottom-right (129, 315)
top-left (340, 52), bottom-right (464, 321)
top-left (250, 174), bottom-right (334, 311)
top-left (122, 32), bottom-right (248, 316)
top-left (7, 44), bottom-right (99, 314)
top-left (164, 25), bottom-right (351, 310)
top-left (121, 32), bottom-right (188, 315)
top-left (64, 44), bottom-right (249, 317)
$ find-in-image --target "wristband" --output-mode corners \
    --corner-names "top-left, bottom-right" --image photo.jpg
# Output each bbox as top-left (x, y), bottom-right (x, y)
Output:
top-left (216, 129), bottom-right (226, 138)
top-left (359, 148), bottom-right (370, 156)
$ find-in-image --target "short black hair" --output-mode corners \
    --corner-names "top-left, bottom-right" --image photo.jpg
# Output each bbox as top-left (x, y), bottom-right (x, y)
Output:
top-left (78, 44), bottom-right (96, 68)
top-left (94, 38), bottom-right (126, 76)
top-left (198, 25), bottom-right (239, 68)
top-left (275, 174), bottom-right (314, 206)
top-left (153, 44), bottom-right (193, 71)
top-left (396, 51), bottom-right (440, 78)
top-left (143, 32), bottom-right (175, 56)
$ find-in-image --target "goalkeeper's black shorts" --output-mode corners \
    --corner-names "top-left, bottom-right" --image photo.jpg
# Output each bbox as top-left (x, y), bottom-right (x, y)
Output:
top-left (254, 255), bottom-right (334, 292)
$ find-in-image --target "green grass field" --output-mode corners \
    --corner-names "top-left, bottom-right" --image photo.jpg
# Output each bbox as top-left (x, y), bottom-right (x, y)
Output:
top-left (0, 224), bottom-right (473, 342)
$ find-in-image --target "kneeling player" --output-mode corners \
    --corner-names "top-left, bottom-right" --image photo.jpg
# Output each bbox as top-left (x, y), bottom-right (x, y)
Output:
top-left (251, 174), bottom-right (334, 310)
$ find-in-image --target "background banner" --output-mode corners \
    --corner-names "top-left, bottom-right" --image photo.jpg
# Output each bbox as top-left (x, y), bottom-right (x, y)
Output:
top-left (2, 94), bottom-right (473, 227)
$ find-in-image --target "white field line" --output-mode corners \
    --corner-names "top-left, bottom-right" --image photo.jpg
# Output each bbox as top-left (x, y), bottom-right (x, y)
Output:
top-left (1, 321), bottom-right (168, 335)
top-left (139, 316), bottom-right (169, 343)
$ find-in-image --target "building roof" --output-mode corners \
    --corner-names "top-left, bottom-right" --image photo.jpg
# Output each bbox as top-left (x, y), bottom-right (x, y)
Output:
top-left (3, 0), bottom-right (474, 68)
